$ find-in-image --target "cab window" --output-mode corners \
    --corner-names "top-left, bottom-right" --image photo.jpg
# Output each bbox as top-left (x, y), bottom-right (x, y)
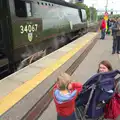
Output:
top-left (14, 0), bottom-right (32, 17)
top-left (26, 2), bottom-right (32, 17)
top-left (81, 9), bottom-right (87, 22)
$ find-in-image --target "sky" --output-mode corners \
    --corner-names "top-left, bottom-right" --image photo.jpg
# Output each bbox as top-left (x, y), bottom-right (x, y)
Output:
top-left (84, 0), bottom-right (120, 11)
top-left (65, 0), bottom-right (120, 12)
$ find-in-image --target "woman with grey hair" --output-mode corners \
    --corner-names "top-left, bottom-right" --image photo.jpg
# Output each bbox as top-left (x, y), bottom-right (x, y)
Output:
top-left (104, 81), bottom-right (120, 120)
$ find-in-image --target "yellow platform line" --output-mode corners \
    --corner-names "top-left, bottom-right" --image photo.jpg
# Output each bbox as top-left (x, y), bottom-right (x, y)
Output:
top-left (0, 33), bottom-right (97, 115)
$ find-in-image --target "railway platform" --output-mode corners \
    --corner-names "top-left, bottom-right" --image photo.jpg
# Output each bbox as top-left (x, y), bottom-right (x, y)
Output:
top-left (39, 35), bottom-right (120, 120)
top-left (0, 33), bottom-right (120, 120)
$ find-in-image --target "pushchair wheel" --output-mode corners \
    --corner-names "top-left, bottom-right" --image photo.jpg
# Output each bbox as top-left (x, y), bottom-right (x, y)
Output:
top-left (75, 106), bottom-right (84, 120)
top-left (75, 106), bottom-right (104, 120)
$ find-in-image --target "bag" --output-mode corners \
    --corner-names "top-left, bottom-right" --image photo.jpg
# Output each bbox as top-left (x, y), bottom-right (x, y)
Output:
top-left (104, 94), bottom-right (120, 119)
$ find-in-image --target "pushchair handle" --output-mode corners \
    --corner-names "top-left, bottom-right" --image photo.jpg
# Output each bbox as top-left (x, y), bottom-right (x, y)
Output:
top-left (83, 70), bottom-right (120, 88)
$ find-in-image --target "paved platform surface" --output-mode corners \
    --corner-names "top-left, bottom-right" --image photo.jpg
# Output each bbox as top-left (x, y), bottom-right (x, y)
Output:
top-left (38, 35), bottom-right (120, 120)
top-left (0, 33), bottom-right (96, 99)
top-left (0, 33), bottom-right (98, 120)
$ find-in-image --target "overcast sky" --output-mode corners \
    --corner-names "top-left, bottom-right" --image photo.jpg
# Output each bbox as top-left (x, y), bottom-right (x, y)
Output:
top-left (65, 0), bottom-right (120, 11)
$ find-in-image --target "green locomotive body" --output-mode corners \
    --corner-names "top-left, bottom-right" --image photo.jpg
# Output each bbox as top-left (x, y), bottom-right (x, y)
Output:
top-left (0, 0), bottom-right (87, 76)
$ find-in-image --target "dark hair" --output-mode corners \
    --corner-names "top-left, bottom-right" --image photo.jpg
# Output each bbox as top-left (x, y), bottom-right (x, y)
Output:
top-left (97, 60), bottom-right (113, 73)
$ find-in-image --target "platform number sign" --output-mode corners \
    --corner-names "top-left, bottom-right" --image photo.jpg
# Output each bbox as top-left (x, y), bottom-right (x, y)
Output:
top-left (20, 24), bottom-right (38, 42)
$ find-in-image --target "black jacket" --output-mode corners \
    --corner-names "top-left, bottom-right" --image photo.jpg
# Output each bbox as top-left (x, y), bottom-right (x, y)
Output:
top-left (112, 22), bottom-right (120, 38)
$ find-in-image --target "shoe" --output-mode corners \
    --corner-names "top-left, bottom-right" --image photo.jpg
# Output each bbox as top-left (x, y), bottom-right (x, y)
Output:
top-left (117, 52), bottom-right (120, 54)
top-left (112, 52), bottom-right (115, 54)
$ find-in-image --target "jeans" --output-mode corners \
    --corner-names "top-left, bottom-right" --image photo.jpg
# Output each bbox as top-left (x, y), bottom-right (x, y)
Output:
top-left (101, 29), bottom-right (106, 39)
top-left (112, 37), bottom-right (120, 53)
top-left (57, 112), bottom-right (76, 120)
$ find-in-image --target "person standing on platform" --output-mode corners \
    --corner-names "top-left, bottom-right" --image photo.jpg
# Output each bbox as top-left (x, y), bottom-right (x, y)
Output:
top-left (112, 18), bottom-right (120, 54)
top-left (112, 18), bottom-right (117, 54)
top-left (106, 19), bottom-right (111, 34)
top-left (100, 18), bottom-right (106, 40)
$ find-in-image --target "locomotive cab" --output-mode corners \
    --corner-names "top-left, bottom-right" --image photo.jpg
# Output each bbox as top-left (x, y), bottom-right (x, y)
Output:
top-left (0, 0), bottom-right (13, 76)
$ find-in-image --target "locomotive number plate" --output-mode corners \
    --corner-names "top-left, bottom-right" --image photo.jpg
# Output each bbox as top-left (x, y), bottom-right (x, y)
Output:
top-left (20, 24), bottom-right (38, 34)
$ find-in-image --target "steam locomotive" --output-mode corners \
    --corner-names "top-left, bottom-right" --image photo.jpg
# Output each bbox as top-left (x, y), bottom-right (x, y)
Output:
top-left (0, 0), bottom-right (87, 77)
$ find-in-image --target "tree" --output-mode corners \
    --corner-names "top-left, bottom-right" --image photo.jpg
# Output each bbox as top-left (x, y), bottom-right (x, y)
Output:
top-left (75, 2), bottom-right (90, 20)
top-left (98, 15), bottom-right (104, 20)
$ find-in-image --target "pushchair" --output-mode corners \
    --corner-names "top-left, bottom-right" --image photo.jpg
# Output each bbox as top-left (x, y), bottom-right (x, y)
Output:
top-left (75, 70), bottom-right (120, 120)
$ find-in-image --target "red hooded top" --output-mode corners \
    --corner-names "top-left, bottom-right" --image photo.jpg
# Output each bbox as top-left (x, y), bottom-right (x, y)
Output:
top-left (53, 92), bottom-right (77, 116)
top-left (101, 19), bottom-right (106, 30)
top-left (104, 93), bottom-right (120, 119)
top-left (53, 82), bottom-right (82, 116)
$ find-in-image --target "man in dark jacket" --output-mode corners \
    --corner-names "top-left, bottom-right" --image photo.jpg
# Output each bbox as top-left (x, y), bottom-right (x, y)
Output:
top-left (112, 18), bottom-right (120, 54)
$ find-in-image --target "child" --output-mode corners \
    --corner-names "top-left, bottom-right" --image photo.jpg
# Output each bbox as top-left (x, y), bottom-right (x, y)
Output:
top-left (53, 73), bottom-right (82, 120)
top-left (104, 81), bottom-right (120, 120)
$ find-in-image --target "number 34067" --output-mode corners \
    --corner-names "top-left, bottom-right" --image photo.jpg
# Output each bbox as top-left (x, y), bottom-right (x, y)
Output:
top-left (20, 24), bottom-right (38, 34)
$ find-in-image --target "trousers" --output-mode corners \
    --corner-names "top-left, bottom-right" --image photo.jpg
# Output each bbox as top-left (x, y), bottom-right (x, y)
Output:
top-left (112, 36), bottom-right (120, 53)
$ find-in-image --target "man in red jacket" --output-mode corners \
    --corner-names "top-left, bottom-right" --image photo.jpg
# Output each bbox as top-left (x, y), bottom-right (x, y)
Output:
top-left (100, 18), bottom-right (106, 40)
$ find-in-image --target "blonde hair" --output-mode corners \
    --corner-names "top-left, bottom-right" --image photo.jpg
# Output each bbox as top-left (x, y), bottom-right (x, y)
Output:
top-left (57, 73), bottom-right (71, 90)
